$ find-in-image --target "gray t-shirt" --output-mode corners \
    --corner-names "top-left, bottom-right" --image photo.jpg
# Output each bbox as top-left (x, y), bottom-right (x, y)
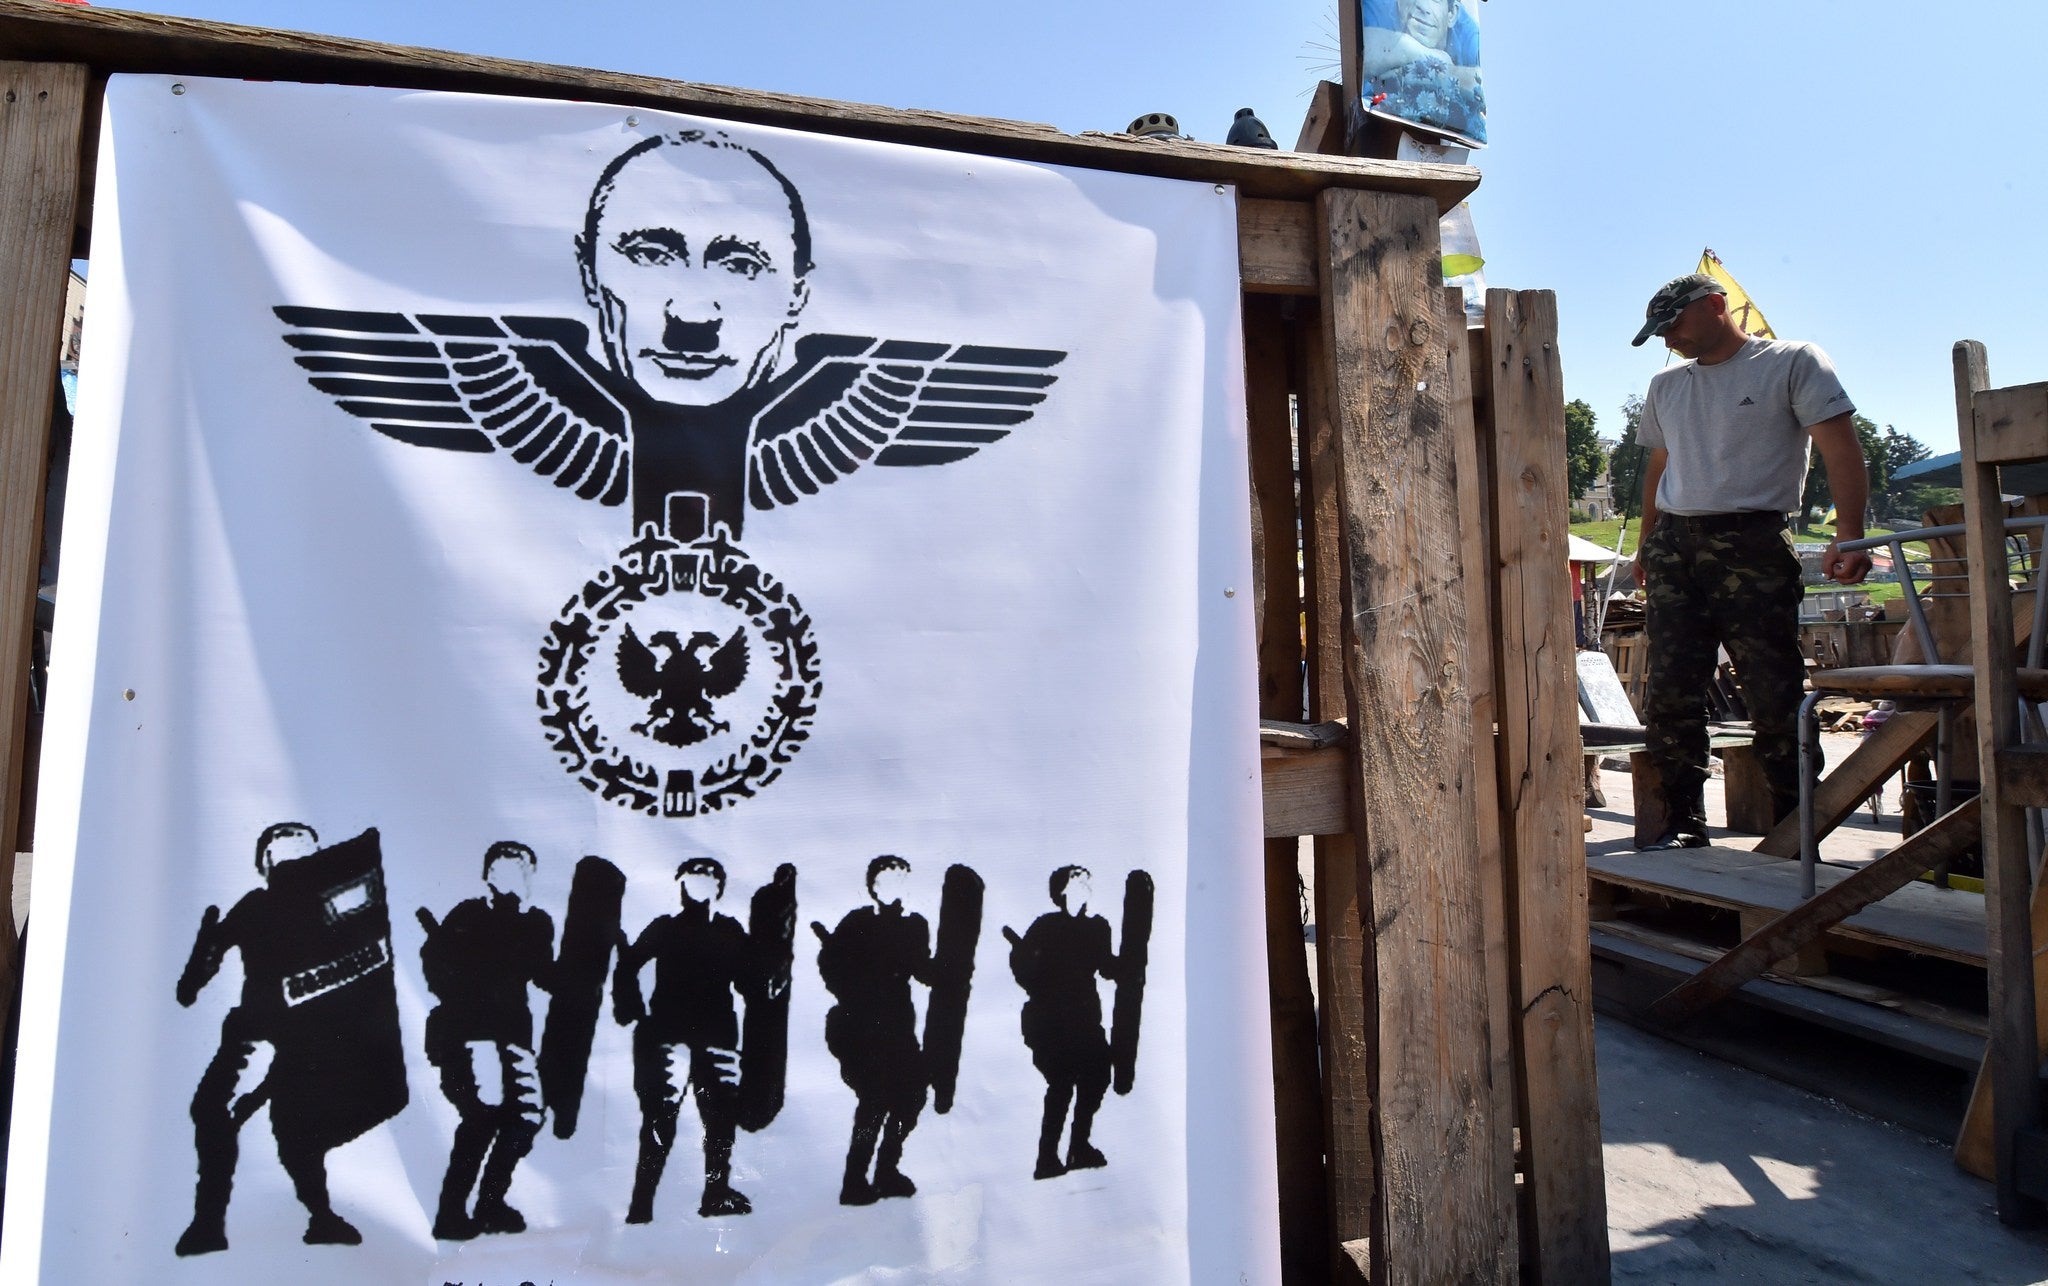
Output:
top-left (1639, 337), bottom-right (1854, 515)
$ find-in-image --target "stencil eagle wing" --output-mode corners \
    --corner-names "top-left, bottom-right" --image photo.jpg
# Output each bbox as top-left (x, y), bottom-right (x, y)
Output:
top-left (746, 334), bottom-right (1066, 511)
top-left (274, 306), bottom-right (632, 505)
top-left (701, 627), bottom-right (750, 700)
top-left (614, 624), bottom-right (663, 700)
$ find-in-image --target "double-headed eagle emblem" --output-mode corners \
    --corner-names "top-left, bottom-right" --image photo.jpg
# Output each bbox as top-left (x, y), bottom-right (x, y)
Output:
top-left (616, 624), bottom-right (748, 748)
top-left (276, 129), bottom-right (1066, 816)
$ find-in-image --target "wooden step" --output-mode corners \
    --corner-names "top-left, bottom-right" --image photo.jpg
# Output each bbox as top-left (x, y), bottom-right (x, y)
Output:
top-left (1588, 844), bottom-right (1987, 967)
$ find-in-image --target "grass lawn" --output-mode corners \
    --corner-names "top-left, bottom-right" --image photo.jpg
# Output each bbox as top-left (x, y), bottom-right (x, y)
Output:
top-left (1569, 518), bottom-right (1930, 606)
top-left (1571, 518), bottom-right (1929, 550)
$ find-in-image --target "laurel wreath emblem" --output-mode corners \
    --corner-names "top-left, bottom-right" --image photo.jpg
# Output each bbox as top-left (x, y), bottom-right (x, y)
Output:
top-left (537, 529), bottom-right (822, 817)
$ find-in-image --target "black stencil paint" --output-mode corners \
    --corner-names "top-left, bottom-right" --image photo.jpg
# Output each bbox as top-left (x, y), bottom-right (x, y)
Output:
top-left (275, 131), bottom-right (1066, 819)
top-left (173, 827), bottom-right (406, 1255)
top-left (417, 843), bottom-right (557, 1241)
top-left (1003, 867), bottom-right (1152, 1181)
top-left (812, 859), bottom-right (982, 1206)
top-left (537, 856), bottom-right (627, 1139)
top-left (615, 623), bottom-right (748, 748)
top-left (923, 864), bottom-right (984, 1116)
top-left (737, 863), bottom-right (798, 1133)
top-left (536, 530), bottom-right (821, 819)
top-left (613, 859), bottom-right (793, 1222)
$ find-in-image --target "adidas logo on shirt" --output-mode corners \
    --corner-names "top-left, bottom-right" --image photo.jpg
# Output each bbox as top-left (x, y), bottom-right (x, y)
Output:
top-left (1738, 396), bottom-right (1756, 405)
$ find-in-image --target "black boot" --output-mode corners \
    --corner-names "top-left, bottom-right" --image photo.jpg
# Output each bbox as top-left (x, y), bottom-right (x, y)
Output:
top-left (433, 1116), bottom-right (492, 1240)
top-left (1638, 789), bottom-right (1709, 850)
top-left (626, 1111), bottom-right (675, 1224)
top-left (1067, 1082), bottom-right (1109, 1170)
top-left (473, 1123), bottom-right (534, 1235)
top-left (175, 1135), bottom-right (236, 1256)
top-left (840, 1103), bottom-right (882, 1206)
top-left (281, 1145), bottom-right (361, 1246)
top-left (1034, 1084), bottom-right (1071, 1180)
top-left (698, 1119), bottom-right (751, 1217)
top-left (873, 1113), bottom-right (917, 1198)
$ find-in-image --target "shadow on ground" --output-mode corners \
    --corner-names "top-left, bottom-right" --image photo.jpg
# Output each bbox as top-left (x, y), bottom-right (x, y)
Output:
top-left (1600, 1020), bottom-right (2048, 1283)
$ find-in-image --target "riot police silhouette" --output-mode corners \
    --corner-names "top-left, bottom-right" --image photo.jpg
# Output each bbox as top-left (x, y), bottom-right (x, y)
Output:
top-left (417, 841), bottom-right (557, 1240)
top-left (173, 824), bottom-right (407, 1255)
top-left (811, 856), bottom-right (982, 1205)
top-left (1003, 865), bottom-right (1152, 1180)
top-left (613, 856), bottom-right (791, 1221)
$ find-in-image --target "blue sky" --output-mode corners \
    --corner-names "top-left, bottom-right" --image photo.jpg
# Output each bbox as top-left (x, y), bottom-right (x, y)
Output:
top-left (110, 0), bottom-right (2043, 453)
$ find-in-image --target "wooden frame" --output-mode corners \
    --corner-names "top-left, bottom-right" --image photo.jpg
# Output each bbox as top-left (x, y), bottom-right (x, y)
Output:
top-left (0, 4), bottom-right (1606, 1279)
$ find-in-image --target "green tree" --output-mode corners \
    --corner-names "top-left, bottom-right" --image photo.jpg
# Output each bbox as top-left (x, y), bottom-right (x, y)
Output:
top-left (1609, 393), bottom-right (1646, 520)
top-left (1873, 423), bottom-right (1935, 520)
top-left (1564, 398), bottom-right (1607, 501)
top-left (1799, 413), bottom-right (1885, 530)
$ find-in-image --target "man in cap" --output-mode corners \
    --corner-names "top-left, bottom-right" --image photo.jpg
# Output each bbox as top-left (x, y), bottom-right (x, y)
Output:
top-left (1629, 273), bottom-right (1870, 849)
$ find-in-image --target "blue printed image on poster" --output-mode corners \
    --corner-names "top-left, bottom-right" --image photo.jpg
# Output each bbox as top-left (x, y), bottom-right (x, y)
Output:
top-left (1360, 0), bottom-right (1486, 146)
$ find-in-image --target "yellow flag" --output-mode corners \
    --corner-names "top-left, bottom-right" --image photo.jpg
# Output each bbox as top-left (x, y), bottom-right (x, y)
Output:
top-left (1697, 248), bottom-right (1774, 339)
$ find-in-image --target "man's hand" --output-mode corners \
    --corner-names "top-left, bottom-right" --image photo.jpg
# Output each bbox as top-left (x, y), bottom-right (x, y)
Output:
top-left (1632, 557), bottom-right (1646, 590)
top-left (1821, 540), bottom-right (1872, 585)
top-left (706, 1045), bottom-right (742, 1087)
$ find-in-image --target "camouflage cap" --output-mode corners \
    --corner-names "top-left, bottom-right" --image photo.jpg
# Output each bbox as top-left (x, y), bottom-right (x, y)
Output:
top-left (1631, 272), bottom-right (1726, 347)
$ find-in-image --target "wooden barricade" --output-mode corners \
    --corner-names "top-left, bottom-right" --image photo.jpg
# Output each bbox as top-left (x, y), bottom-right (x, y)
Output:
top-left (0, 8), bottom-right (1607, 1281)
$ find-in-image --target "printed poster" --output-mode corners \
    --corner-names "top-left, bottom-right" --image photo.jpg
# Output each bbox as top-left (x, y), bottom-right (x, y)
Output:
top-left (2, 77), bottom-right (1276, 1284)
top-left (1361, 0), bottom-right (1488, 145)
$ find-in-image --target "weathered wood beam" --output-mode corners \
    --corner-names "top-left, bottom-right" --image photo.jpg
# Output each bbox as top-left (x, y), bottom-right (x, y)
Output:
top-left (1445, 288), bottom-right (1520, 1269)
top-left (0, 1), bottom-right (1479, 210)
top-left (1959, 339), bottom-right (2047, 1226)
top-left (1994, 744), bottom-right (2048, 809)
top-left (1238, 198), bottom-right (1315, 296)
top-left (0, 59), bottom-right (88, 1048)
top-left (1482, 288), bottom-right (1609, 1282)
top-left (1261, 745), bottom-right (1349, 838)
top-left (1296, 303), bottom-right (1374, 1279)
top-left (1753, 708), bottom-right (1938, 858)
top-left (1318, 187), bottom-right (1513, 1285)
top-left (1649, 798), bottom-right (1982, 1025)
top-left (1246, 294), bottom-right (1330, 1283)
top-left (1973, 380), bottom-right (2048, 465)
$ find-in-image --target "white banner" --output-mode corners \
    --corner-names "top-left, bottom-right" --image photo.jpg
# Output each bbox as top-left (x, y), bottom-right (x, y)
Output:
top-left (2, 77), bottom-right (1275, 1283)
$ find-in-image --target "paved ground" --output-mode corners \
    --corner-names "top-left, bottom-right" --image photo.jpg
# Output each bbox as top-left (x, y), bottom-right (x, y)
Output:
top-left (1601, 1019), bottom-right (2047, 1283)
top-left (1589, 735), bottom-right (2045, 1280)
top-left (1299, 733), bottom-right (2048, 1280)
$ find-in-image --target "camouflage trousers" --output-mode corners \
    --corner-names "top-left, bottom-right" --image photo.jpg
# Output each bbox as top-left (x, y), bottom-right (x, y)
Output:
top-left (1642, 513), bottom-right (1811, 828)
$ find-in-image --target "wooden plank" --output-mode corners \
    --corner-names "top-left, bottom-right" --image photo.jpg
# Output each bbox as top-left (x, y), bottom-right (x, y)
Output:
top-left (1238, 198), bottom-right (1315, 296)
top-left (1995, 744), bottom-right (2048, 809)
top-left (1599, 917), bottom-right (1990, 1041)
top-left (1339, 0), bottom-right (1363, 106)
top-left (1262, 745), bottom-right (1349, 837)
top-left (1295, 79), bottom-right (1348, 156)
top-left (1649, 799), bottom-right (1984, 1024)
top-left (1317, 187), bottom-right (1512, 1285)
top-left (1295, 306), bottom-right (1373, 1278)
top-left (1972, 381), bottom-right (2048, 465)
top-left (1957, 864), bottom-right (2048, 1181)
top-left (1245, 295), bottom-right (1330, 1283)
top-left (1445, 289), bottom-right (1519, 1268)
top-left (0, 60), bottom-right (87, 1056)
top-left (1482, 289), bottom-right (1608, 1284)
top-left (1958, 339), bottom-right (2046, 1224)
top-left (1719, 743), bottom-right (1777, 835)
top-left (0, 1), bottom-right (1480, 210)
top-left (1753, 708), bottom-right (1938, 858)
top-left (1587, 846), bottom-right (1989, 965)
top-left (1628, 751), bottom-right (1673, 849)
